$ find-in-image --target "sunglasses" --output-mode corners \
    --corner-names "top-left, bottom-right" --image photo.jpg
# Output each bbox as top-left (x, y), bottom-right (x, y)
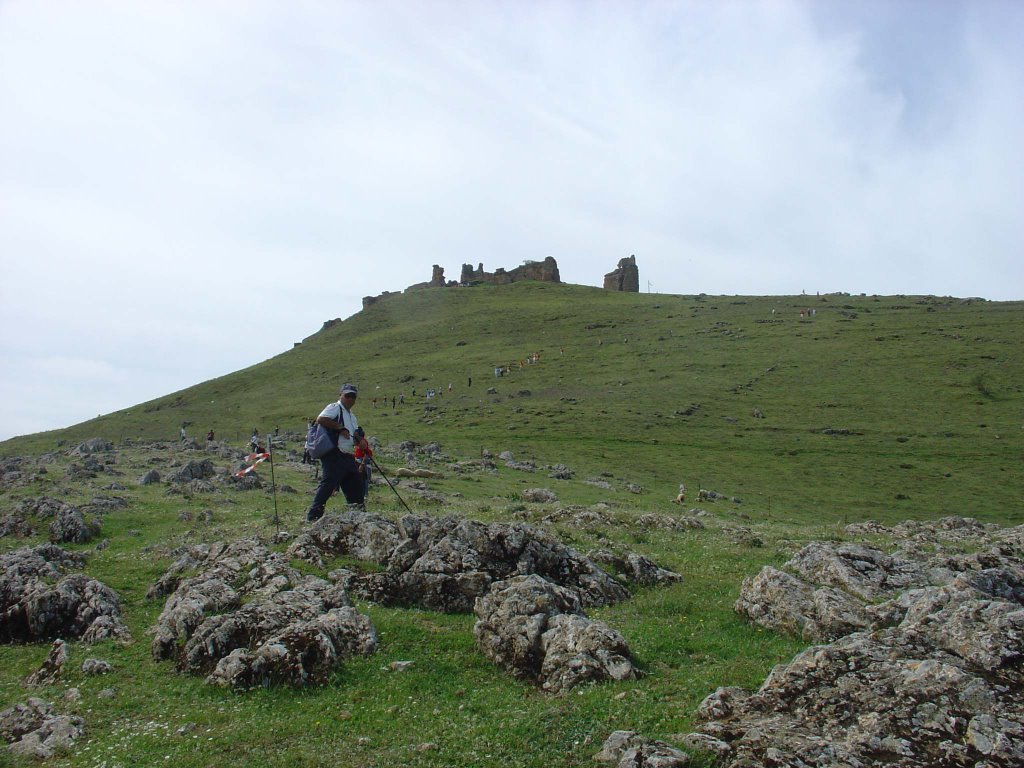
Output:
top-left (342, 392), bottom-right (357, 399)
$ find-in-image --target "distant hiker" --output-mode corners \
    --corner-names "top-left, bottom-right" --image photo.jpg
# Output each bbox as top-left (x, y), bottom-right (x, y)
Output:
top-left (467, 376), bottom-right (472, 388)
top-left (399, 393), bottom-right (405, 405)
top-left (448, 382), bottom-right (453, 392)
top-left (250, 429), bottom-right (259, 454)
top-left (179, 424), bottom-right (187, 441)
top-left (306, 383), bottom-right (365, 522)
top-left (206, 429), bottom-right (214, 442)
top-left (302, 420), bottom-right (315, 464)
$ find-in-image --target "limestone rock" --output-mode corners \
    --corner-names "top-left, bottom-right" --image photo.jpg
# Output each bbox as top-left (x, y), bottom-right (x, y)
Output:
top-left (289, 511), bottom-right (630, 613)
top-left (72, 438), bottom-right (113, 455)
top-left (521, 488), bottom-right (558, 504)
top-left (139, 469), bottom-right (161, 485)
top-left (172, 459), bottom-right (215, 483)
top-left (0, 698), bottom-right (84, 760)
top-left (683, 520), bottom-right (1024, 768)
top-left (0, 545), bottom-right (129, 644)
top-left (24, 639), bottom-right (68, 687)
top-left (148, 538), bottom-right (376, 689)
top-left (473, 574), bottom-right (638, 694)
top-left (81, 658), bottom-right (113, 675)
top-left (595, 729), bottom-right (690, 767)
top-left (205, 607), bottom-right (377, 690)
top-left (48, 507), bottom-right (100, 544)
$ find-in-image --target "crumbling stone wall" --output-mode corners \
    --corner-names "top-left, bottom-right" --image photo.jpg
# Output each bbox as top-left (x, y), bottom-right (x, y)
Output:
top-left (604, 255), bottom-right (639, 292)
top-left (459, 257), bottom-right (560, 286)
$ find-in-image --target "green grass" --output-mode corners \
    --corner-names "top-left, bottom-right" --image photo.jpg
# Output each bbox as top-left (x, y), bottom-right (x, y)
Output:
top-left (1, 284), bottom-right (1022, 766)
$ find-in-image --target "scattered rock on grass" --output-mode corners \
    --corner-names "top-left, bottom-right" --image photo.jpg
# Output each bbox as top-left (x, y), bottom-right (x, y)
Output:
top-left (149, 538), bottom-right (376, 690)
top-left (292, 510), bottom-right (631, 613)
top-left (0, 545), bottom-right (130, 644)
top-left (0, 698), bottom-right (85, 760)
top-left (473, 574), bottom-right (639, 694)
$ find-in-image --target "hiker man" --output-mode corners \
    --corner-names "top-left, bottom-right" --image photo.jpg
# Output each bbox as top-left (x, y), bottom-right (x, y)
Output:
top-left (206, 429), bottom-right (214, 442)
top-left (306, 383), bottom-right (365, 522)
top-left (250, 429), bottom-right (260, 454)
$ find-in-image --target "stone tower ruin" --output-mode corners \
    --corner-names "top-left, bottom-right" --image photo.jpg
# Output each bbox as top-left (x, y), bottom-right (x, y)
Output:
top-left (604, 255), bottom-right (639, 292)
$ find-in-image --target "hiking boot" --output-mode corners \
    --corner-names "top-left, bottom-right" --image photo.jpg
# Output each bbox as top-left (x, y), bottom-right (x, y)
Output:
top-left (306, 507), bottom-right (324, 523)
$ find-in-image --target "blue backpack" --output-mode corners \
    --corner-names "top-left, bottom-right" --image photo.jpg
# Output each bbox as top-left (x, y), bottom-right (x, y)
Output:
top-left (305, 406), bottom-right (342, 459)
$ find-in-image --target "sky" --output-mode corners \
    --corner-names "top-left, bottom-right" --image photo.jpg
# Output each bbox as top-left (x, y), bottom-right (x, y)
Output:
top-left (2, 0), bottom-right (1022, 442)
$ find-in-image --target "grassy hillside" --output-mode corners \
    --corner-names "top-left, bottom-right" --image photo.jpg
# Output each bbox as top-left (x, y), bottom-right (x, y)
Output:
top-left (1, 284), bottom-right (1022, 767)
top-left (5, 283), bottom-right (1022, 526)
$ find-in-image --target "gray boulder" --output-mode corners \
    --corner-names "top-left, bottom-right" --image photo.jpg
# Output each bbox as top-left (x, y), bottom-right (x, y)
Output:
top-left (590, 550), bottom-right (683, 587)
top-left (81, 658), bottom-right (113, 676)
top-left (521, 488), bottom-right (558, 503)
top-left (139, 469), bottom-right (161, 485)
top-left (595, 730), bottom-right (690, 767)
top-left (205, 607), bottom-right (377, 690)
top-left (682, 521), bottom-right (1024, 768)
top-left (73, 438), bottom-right (113, 455)
top-left (473, 574), bottom-right (639, 694)
top-left (48, 507), bottom-right (100, 544)
top-left (149, 538), bottom-right (376, 689)
top-left (0, 698), bottom-right (85, 760)
top-left (0, 545), bottom-right (130, 644)
top-left (172, 459), bottom-right (215, 482)
top-left (24, 639), bottom-right (68, 687)
top-left (290, 511), bottom-right (631, 614)
top-left (787, 541), bottom-right (928, 600)
top-left (735, 566), bottom-right (872, 641)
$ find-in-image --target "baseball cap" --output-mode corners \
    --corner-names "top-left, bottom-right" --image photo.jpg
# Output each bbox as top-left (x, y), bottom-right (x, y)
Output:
top-left (340, 383), bottom-right (358, 395)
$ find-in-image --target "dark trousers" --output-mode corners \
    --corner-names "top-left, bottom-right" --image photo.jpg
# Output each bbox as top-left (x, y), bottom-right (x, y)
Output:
top-left (307, 450), bottom-right (364, 521)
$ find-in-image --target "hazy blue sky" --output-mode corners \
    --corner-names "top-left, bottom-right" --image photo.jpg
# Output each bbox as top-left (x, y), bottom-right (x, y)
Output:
top-left (2, 1), bottom-right (1022, 441)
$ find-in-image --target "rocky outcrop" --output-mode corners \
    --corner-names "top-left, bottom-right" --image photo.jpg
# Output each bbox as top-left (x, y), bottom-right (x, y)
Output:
top-left (289, 510), bottom-right (631, 613)
top-left (48, 507), bottom-right (100, 544)
top-left (0, 545), bottom-right (130, 644)
top-left (0, 698), bottom-right (85, 760)
top-left (735, 520), bottom-right (1024, 642)
top-left (71, 438), bottom-right (113, 456)
top-left (473, 575), bottom-right (639, 694)
top-left (171, 459), bottom-right (215, 483)
top-left (603, 255), bottom-right (639, 292)
top-left (588, 550), bottom-right (684, 587)
top-left (678, 518), bottom-right (1024, 768)
top-left (204, 607), bottom-right (376, 690)
top-left (138, 469), bottom-right (161, 485)
top-left (24, 640), bottom-right (68, 687)
top-left (595, 730), bottom-right (690, 767)
top-left (149, 538), bottom-right (376, 689)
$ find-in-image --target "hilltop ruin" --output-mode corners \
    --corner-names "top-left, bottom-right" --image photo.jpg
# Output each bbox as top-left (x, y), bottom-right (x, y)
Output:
top-left (361, 255), bottom-right (639, 309)
top-left (604, 255), bottom-right (639, 292)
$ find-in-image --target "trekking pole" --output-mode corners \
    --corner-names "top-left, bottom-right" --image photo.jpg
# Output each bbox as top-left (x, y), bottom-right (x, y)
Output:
top-left (268, 440), bottom-right (280, 534)
top-left (368, 454), bottom-right (414, 515)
